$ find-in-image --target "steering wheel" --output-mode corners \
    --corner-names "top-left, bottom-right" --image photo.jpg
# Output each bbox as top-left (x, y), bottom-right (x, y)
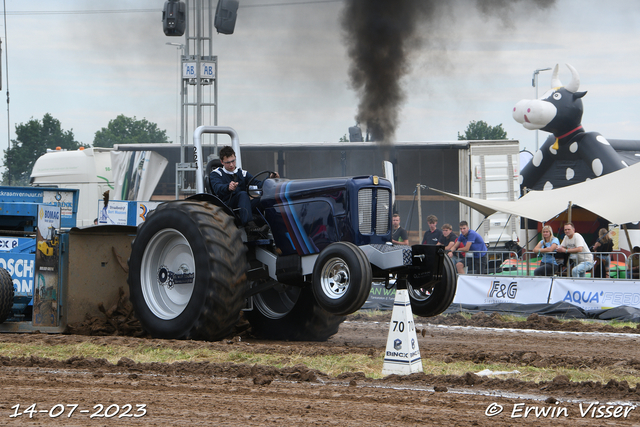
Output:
top-left (247, 170), bottom-right (277, 199)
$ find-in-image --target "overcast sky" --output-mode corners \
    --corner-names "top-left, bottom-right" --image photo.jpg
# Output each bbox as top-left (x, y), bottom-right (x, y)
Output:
top-left (1, 0), bottom-right (639, 160)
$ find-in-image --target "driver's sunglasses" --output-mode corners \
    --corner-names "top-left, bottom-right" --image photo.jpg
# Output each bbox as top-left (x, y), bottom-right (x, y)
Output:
top-left (222, 158), bottom-right (236, 165)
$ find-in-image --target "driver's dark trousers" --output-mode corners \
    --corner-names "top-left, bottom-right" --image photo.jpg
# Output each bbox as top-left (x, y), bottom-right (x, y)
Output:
top-left (228, 191), bottom-right (261, 226)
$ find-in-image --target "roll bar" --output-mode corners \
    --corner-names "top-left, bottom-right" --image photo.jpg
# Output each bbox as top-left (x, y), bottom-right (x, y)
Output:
top-left (192, 126), bottom-right (242, 194)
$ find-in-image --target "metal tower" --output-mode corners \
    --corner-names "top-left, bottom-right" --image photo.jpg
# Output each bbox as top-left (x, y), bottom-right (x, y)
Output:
top-left (175, 0), bottom-right (218, 198)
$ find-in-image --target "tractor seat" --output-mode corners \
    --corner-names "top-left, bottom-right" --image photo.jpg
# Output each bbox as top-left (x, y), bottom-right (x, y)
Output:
top-left (204, 158), bottom-right (223, 194)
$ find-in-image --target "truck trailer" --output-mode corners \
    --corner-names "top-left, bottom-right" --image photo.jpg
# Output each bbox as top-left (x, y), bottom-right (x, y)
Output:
top-left (0, 186), bottom-right (135, 332)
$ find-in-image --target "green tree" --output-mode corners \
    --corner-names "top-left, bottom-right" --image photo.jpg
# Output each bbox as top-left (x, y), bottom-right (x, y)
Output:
top-left (2, 113), bottom-right (84, 185)
top-left (93, 115), bottom-right (170, 148)
top-left (339, 134), bottom-right (349, 142)
top-left (458, 120), bottom-right (508, 140)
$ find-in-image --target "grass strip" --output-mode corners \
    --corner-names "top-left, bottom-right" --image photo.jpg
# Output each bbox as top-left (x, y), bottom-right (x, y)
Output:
top-left (1, 342), bottom-right (637, 387)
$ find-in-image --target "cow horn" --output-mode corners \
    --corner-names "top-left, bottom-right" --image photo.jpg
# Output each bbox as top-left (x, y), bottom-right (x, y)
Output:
top-left (550, 64), bottom-right (562, 88)
top-left (564, 63), bottom-right (580, 93)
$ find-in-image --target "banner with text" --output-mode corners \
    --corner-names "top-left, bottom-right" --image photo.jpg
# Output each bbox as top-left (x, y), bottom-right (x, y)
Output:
top-left (362, 281), bottom-right (396, 310)
top-left (550, 279), bottom-right (640, 311)
top-left (0, 253), bottom-right (35, 297)
top-left (453, 275), bottom-right (553, 305)
top-left (34, 205), bottom-right (61, 327)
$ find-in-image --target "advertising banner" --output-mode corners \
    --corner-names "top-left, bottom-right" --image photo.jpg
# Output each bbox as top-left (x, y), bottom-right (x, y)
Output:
top-left (0, 237), bottom-right (20, 251)
top-left (33, 204), bottom-right (61, 327)
top-left (98, 200), bottom-right (129, 225)
top-left (42, 190), bottom-right (75, 221)
top-left (453, 275), bottom-right (553, 305)
top-left (135, 201), bottom-right (162, 226)
top-left (363, 281), bottom-right (396, 310)
top-left (550, 279), bottom-right (640, 310)
top-left (97, 200), bottom-right (161, 226)
top-left (0, 253), bottom-right (35, 297)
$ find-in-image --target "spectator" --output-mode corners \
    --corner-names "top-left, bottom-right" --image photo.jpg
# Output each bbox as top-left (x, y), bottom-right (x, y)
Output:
top-left (556, 222), bottom-right (594, 277)
top-left (391, 213), bottom-right (409, 245)
top-left (421, 214), bottom-right (443, 245)
top-left (438, 223), bottom-right (458, 251)
top-left (591, 228), bottom-right (613, 278)
top-left (451, 220), bottom-right (487, 274)
top-left (533, 225), bottom-right (559, 276)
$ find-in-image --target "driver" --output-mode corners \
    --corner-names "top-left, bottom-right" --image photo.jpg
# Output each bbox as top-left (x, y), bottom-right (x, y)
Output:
top-left (209, 146), bottom-right (279, 228)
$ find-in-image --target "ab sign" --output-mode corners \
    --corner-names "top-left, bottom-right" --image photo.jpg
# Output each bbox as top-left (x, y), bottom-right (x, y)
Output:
top-left (182, 62), bottom-right (216, 79)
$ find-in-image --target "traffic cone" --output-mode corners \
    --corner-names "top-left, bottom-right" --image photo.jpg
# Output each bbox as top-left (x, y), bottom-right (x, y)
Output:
top-left (381, 288), bottom-right (423, 376)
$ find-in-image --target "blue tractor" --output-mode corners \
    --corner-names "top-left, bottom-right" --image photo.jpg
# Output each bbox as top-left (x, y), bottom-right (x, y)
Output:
top-left (127, 127), bottom-right (457, 341)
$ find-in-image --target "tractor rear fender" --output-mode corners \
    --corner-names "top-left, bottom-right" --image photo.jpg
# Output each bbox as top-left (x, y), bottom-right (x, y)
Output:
top-left (186, 193), bottom-right (236, 220)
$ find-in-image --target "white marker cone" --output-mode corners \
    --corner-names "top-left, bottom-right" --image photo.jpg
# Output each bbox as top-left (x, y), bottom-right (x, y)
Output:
top-left (381, 289), bottom-right (423, 376)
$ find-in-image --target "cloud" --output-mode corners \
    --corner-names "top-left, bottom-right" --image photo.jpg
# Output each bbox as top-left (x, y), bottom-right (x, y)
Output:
top-left (0, 0), bottom-right (639, 154)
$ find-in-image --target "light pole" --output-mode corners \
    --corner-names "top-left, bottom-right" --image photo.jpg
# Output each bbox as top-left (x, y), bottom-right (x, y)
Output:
top-left (166, 42), bottom-right (184, 145)
top-left (532, 67), bottom-right (552, 152)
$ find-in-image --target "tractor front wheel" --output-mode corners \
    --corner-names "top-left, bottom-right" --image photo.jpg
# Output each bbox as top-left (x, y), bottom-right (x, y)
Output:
top-left (408, 253), bottom-right (457, 317)
top-left (311, 242), bottom-right (372, 315)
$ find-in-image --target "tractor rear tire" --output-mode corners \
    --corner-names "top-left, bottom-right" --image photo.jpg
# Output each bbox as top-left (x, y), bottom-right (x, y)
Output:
top-left (128, 200), bottom-right (247, 341)
top-left (0, 267), bottom-right (13, 323)
top-left (311, 242), bottom-right (372, 315)
top-left (408, 253), bottom-right (457, 317)
top-left (245, 283), bottom-right (345, 341)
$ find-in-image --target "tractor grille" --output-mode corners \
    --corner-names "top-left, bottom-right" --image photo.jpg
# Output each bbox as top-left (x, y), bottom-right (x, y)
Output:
top-left (376, 189), bottom-right (390, 234)
top-left (358, 189), bottom-right (373, 234)
top-left (358, 188), bottom-right (390, 235)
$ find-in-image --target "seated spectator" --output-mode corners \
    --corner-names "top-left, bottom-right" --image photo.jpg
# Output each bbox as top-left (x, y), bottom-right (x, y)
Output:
top-left (556, 222), bottom-right (594, 277)
top-left (450, 221), bottom-right (487, 274)
top-left (437, 223), bottom-right (458, 251)
top-left (591, 228), bottom-right (613, 278)
top-left (533, 225), bottom-right (559, 276)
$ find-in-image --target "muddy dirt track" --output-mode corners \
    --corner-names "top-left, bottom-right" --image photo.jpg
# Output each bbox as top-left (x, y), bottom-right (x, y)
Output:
top-left (2, 312), bottom-right (640, 426)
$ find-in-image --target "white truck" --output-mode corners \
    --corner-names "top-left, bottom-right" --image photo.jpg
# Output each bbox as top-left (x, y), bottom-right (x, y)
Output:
top-left (30, 147), bottom-right (167, 227)
top-left (30, 147), bottom-right (114, 227)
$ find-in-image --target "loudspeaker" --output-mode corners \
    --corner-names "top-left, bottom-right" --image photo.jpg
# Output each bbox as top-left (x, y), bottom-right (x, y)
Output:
top-left (215, 0), bottom-right (239, 35)
top-left (163, 0), bottom-right (186, 37)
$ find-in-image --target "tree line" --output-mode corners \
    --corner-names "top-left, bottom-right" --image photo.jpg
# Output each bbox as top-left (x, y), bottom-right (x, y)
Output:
top-left (2, 113), bottom-right (169, 186)
top-left (3, 113), bottom-right (507, 186)
top-left (339, 120), bottom-right (507, 142)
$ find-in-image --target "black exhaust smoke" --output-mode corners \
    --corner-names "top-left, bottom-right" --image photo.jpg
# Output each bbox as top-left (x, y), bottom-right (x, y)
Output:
top-left (340, 0), bottom-right (431, 145)
top-left (340, 0), bottom-right (555, 145)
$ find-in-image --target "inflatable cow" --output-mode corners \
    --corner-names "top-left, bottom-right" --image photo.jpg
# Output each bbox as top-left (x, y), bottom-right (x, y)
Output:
top-left (513, 64), bottom-right (629, 191)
